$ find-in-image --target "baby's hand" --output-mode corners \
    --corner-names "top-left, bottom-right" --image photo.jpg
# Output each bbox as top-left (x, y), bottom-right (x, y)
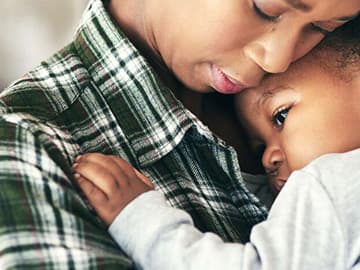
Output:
top-left (72, 153), bottom-right (154, 225)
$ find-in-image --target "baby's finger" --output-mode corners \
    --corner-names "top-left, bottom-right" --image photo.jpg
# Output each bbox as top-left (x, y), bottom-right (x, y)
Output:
top-left (110, 156), bottom-right (138, 178)
top-left (77, 154), bottom-right (128, 184)
top-left (73, 160), bottom-right (118, 196)
top-left (109, 156), bottom-right (153, 189)
top-left (74, 173), bottom-right (108, 204)
top-left (134, 168), bottom-right (154, 189)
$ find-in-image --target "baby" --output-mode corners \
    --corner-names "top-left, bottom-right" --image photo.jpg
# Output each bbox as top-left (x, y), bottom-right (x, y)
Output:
top-left (236, 18), bottom-right (360, 195)
top-left (73, 18), bottom-right (360, 270)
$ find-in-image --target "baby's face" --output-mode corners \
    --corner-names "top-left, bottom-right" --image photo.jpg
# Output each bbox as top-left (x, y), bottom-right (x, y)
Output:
top-left (236, 53), bottom-right (360, 194)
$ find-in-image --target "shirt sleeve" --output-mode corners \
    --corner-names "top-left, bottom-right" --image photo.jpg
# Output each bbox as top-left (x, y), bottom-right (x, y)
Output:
top-left (109, 169), bottom-right (346, 270)
top-left (0, 119), bottom-right (133, 269)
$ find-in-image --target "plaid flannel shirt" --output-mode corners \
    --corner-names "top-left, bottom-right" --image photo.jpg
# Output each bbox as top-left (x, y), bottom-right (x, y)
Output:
top-left (0, 0), bottom-right (268, 269)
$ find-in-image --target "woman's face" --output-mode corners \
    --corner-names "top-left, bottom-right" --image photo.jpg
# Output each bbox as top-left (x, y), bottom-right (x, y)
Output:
top-left (235, 53), bottom-right (360, 194)
top-left (154, 0), bottom-right (359, 93)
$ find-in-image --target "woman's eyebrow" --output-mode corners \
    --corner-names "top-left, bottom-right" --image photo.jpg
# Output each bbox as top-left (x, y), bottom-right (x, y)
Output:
top-left (284, 0), bottom-right (311, 11)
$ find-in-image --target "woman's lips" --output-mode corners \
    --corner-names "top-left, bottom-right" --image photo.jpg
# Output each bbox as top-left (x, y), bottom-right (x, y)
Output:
top-left (210, 64), bottom-right (248, 94)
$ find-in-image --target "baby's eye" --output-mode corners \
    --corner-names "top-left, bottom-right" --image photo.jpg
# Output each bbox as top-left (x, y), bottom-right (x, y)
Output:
top-left (272, 107), bottom-right (290, 127)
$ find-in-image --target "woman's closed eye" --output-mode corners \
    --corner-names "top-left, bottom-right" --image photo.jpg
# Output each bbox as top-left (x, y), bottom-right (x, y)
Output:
top-left (272, 106), bottom-right (291, 127)
top-left (252, 0), bottom-right (279, 21)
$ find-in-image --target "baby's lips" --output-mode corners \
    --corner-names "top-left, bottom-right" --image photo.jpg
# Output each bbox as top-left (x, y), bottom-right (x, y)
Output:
top-left (274, 178), bottom-right (287, 192)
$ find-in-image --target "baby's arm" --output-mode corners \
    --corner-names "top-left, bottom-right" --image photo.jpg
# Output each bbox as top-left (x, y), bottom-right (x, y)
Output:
top-left (73, 153), bottom-right (347, 270)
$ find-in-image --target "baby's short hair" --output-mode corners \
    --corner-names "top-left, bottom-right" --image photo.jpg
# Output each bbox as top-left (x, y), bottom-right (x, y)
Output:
top-left (311, 15), bottom-right (359, 81)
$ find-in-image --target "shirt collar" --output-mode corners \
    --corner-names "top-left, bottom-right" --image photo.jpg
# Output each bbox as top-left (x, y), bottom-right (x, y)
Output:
top-left (73, 0), bottom-right (209, 166)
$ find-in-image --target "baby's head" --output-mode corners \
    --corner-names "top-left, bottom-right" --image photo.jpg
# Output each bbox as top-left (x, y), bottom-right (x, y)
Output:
top-left (236, 17), bottom-right (360, 194)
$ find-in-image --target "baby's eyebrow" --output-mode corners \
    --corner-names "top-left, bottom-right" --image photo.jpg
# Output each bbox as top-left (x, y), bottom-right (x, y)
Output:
top-left (256, 85), bottom-right (292, 109)
top-left (257, 90), bottom-right (275, 108)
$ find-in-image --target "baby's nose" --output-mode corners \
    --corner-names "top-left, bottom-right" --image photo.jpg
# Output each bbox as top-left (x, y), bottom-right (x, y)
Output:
top-left (262, 146), bottom-right (284, 173)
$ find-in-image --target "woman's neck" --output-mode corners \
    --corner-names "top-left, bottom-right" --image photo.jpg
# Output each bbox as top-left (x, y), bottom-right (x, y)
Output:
top-left (109, 0), bottom-right (204, 112)
top-left (109, 0), bottom-right (160, 67)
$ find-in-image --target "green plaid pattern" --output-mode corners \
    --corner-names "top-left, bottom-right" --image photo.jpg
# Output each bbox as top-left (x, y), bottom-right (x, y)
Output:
top-left (0, 0), bottom-right (268, 269)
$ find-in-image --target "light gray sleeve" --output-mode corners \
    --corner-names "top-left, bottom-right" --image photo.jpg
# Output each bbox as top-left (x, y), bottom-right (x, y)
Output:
top-left (108, 152), bottom-right (358, 270)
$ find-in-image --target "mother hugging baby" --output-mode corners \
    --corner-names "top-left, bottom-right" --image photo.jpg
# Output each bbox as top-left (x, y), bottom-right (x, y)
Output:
top-left (73, 15), bottom-right (360, 270)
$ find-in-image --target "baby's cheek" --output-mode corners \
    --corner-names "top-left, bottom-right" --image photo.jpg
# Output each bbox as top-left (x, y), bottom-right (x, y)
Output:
top-left (284, 140), bottom-right (317, 172)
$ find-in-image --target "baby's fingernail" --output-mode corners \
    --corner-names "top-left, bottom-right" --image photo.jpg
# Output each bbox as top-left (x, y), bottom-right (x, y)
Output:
top-left (75, 155), bottom-right (82, 161)
top-left (74, 173), bottom-right (81, 179)
top-left (72, 163), bottom-right (78, 169)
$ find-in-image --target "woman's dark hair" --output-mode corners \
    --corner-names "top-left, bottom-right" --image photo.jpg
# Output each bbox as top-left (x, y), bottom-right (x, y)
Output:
top-left (315, 14), bottom-right (359, 78)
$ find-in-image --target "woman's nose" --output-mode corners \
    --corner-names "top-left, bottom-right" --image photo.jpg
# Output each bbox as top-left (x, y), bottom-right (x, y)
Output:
top-left (262, 146), bottom-right (285, 173)
top-left (244, 26), bottom-right (299, 74)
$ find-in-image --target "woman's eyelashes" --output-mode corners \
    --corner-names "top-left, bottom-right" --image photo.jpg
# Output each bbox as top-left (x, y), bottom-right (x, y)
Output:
top-left (252, 1), bottom-right (336, 36)
top-left (271, 106), bottom-right (291, 127)
top-left (310, 23), bottom-right (332, 36)
top-left (252, 0), bottom-right (278, 21)
top-left (311, 19), bottom-right (349, 36)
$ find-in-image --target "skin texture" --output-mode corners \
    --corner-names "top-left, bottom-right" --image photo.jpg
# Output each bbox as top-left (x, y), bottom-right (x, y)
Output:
top-left (235, 48), bottom-right (360, 194)
top-left (110, 0), bottom-right (359, 93)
